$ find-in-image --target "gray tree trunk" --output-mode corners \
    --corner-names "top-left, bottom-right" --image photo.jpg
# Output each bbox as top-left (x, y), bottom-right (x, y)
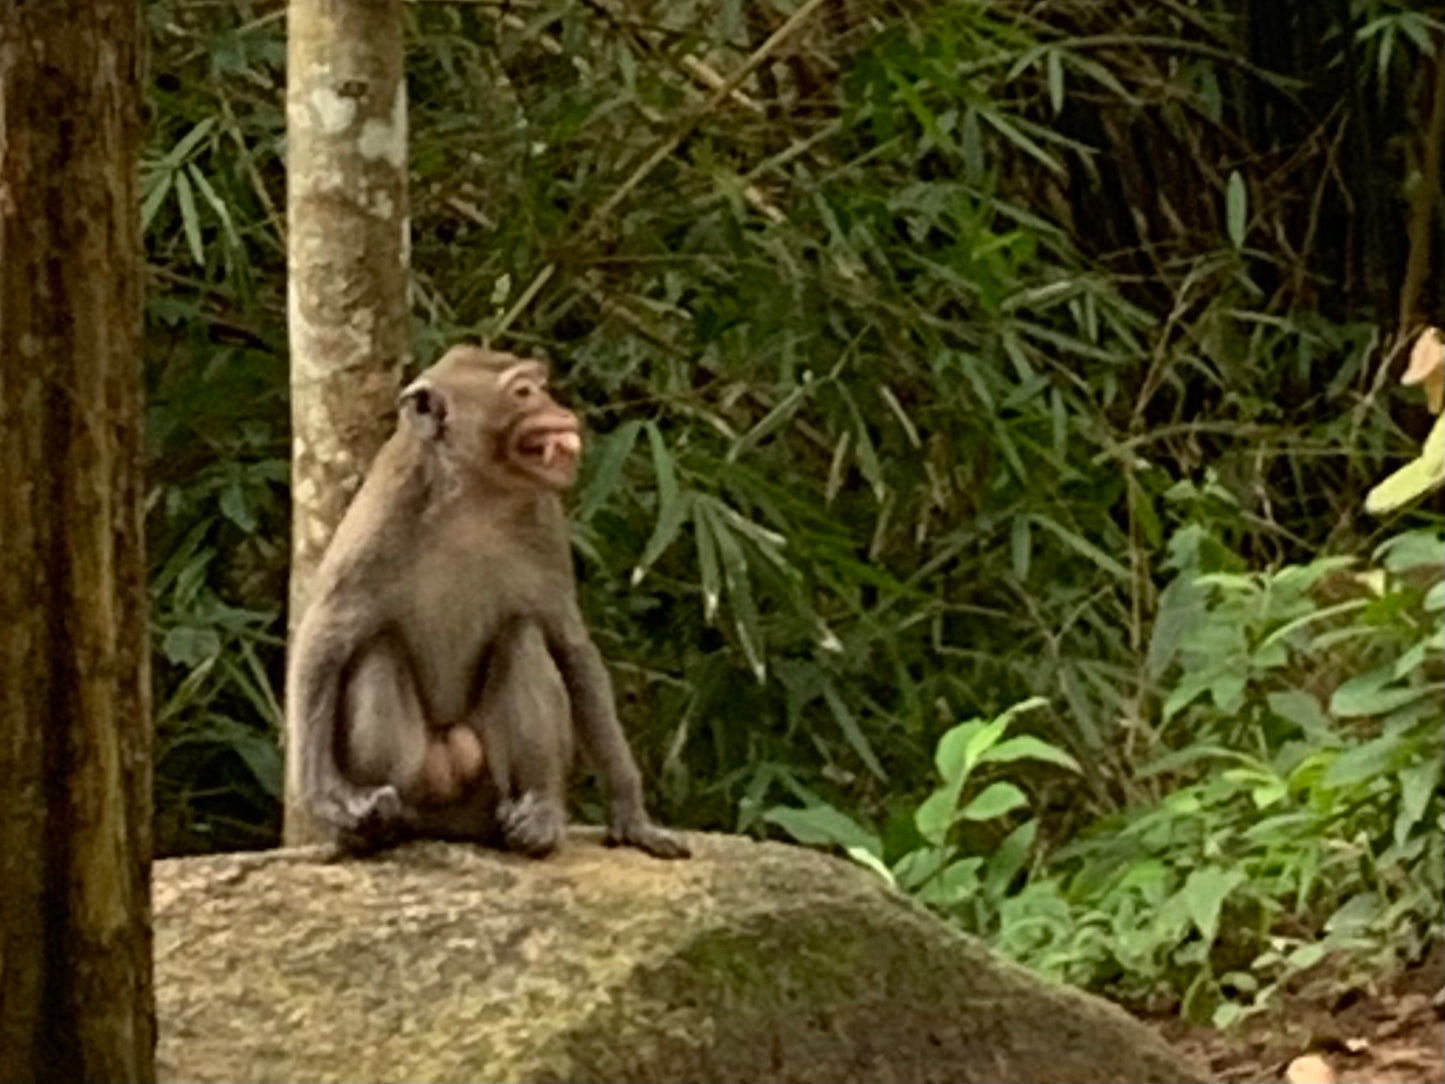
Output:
top-left (284, 0), bottom-right (410, 844)
top-left (0, 1), bottom-right (154, 1079)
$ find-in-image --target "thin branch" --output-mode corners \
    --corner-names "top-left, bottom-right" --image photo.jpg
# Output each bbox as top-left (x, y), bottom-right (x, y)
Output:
top-left (577, 0), bottom-right (832, 240)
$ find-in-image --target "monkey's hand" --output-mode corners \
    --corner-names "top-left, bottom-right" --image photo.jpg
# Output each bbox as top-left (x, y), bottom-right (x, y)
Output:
top-left (318, 783), bottom-right (417, 852)
top-left (605, 810), bottom-right (691, 860)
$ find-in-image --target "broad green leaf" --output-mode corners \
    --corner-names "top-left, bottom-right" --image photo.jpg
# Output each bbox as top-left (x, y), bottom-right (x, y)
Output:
top-left (1226, 170), bottom-right (1247, 248)
top-left (1331, 666), bottom-right (1433, 717)
top-left (1209, 672), bottom-right (1247, 713)
top-left (1324, 892), bottom-right (1381, 937)
top-left (933, 719), bottom-right (979, 783)
top-left (1180, 866), bottom-right (1246, 942)
top-left (230, 727), bottom-right (283, 798)
top-left (1266, 691), bottom-right (1331, 737)
top-left (1374, 528), bottom-right (1444, 572)
top-left (1425, 581), bottom-right (1444, 612)
top-left (1147, 575), bottom-right (1203, 679)
top-left (219, 484), bottom-right (255, 531)
top-left (915, 786), bottom-right (963, 847)
top-left (957, 781), bottom-right (1028, 822)
top-left (1257, 597), bottom-right (1368, 654)
top-left (1323, 734), bottom-right (1404, 789)
top-left (763, 803), bottom-right (881, 857)
top-left (892, 845), bottom-right (952, 891)
top-left (979, 735), bottom-right (1081, 773)
top-left (915, 857), bottom-right (983, 906)
top-left (1212, 1002), bottom-right (1245, 1029)
top-left (162, 624), bottom-right (221, 667)
top-left (963, 715), bottom-right (1013, 774)
top-left (1395, 758), bottom-right (1441, 847)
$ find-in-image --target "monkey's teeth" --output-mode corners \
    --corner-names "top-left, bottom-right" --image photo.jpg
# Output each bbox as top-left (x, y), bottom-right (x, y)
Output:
top-left (557, 432), bottom-right (581, 456)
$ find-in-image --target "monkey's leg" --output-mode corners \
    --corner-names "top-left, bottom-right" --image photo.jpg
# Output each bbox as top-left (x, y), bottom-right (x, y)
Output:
top-left (338, 640), bottom-right (433, 846)
top-left (474, 621), bottom-right (573, 856)
top-left (412, 623), bottom-right (567, 854)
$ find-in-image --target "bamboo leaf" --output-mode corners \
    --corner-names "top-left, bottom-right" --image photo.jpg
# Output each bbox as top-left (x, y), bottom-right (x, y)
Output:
top-left (577, 419), bottom-right (640, 522)
top-left (140, 170), bottom-right (173, 233)
top-left (821, 677), bottom-right (886, 780)
top-left (1030, 514), bottom-right (1130, 581)
top-left (163, 118), bottom-right (216, 167)
top-left (711, 512), bottom-right (766, 681)
top-left (1011, 515), bottom-right (1031, 581)
top-left (187, 163), bottom-right (240, 248)
top-left (1226, 170), bottom-right (1248, 249)
top-left (631, 423), bottom-right (689, 584)
top-left (728, 383), bottom-right (808, 462)
top-left (173, 169), bottom-right (205, 265)
top-left (693, 499), bottom-right (722, 623)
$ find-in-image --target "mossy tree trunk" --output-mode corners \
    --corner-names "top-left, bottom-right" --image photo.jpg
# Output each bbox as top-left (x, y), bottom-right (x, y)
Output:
top-left (0, 1), bottom-right (154, 1080)
top-left (284, 0), bottom-right (410, 844)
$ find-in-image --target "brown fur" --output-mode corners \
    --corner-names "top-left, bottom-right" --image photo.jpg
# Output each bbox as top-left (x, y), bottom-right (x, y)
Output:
top-left (285, 346), bottom-right (688, 858)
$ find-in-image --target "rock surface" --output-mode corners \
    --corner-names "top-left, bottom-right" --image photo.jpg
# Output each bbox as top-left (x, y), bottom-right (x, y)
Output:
top-left (155, 833), bottom-right (1208, 1083)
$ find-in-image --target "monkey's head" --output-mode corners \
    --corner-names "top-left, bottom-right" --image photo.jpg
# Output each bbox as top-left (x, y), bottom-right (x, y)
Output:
top-left (400, 346), bottom-right (582, 492)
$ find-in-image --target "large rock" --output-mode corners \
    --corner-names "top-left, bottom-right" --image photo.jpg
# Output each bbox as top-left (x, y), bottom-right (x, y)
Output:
top-left (155, 834), bottom-right (1206, 1083)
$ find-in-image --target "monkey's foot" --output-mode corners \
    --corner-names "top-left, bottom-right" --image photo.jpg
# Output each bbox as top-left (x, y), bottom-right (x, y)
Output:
top-left (605, 813), bottom-right (691, 860)
top-left (322, 784), bottom-right (417, 852)
top-left (499, 792), bottom-right (567, 857)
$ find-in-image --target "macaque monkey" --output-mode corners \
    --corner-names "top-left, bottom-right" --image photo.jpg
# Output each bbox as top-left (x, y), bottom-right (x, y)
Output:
top-left (286, 345), bottom-right (689, 859)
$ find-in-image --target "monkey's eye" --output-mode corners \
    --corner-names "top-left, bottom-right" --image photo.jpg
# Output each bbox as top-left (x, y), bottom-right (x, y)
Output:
top-left (513, 382), bottom-right (536, 400)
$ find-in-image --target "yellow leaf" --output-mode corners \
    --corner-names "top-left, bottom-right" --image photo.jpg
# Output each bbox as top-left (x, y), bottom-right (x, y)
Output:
top-left (1365, 412), bottom-right (1445, 514)
top-left (1401, 326), bottom-right (1444, 414)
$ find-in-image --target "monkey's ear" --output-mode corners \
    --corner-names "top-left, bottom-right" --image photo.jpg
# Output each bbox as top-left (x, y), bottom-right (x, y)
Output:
top-left (399, 380), bottom-right (448, 441)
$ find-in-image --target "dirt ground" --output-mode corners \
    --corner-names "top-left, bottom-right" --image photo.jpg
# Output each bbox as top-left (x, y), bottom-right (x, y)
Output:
top-left (1150, 947), bottom-right (1444, 1084)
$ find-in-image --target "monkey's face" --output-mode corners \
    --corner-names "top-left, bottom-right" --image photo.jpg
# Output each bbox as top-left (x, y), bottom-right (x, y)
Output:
top-left (498, 363), bottom-right (582, 491)
top-left (400, 349), bottom-right (583, 494)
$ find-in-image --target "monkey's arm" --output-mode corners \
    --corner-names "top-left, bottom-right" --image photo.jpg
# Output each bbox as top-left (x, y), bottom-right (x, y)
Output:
top-left (545, 619), bottom-right (690, 859)
top-left (288, 601), bottom-right (414, 847)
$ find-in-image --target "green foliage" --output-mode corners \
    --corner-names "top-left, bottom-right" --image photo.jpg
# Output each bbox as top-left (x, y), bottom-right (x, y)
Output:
top-left (1033, 521), bottom-right (1443, 1025)
top-left (770, 518), bottom-right (1443, 1024)
top-left (139, 0), bottom-right (1441, 1015)
top-left (764, 696), bottom-right (1079, 918)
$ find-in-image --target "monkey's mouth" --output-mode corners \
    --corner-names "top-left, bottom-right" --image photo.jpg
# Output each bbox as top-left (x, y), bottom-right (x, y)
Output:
top-left (516, 428), bottom-right (582, 479)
